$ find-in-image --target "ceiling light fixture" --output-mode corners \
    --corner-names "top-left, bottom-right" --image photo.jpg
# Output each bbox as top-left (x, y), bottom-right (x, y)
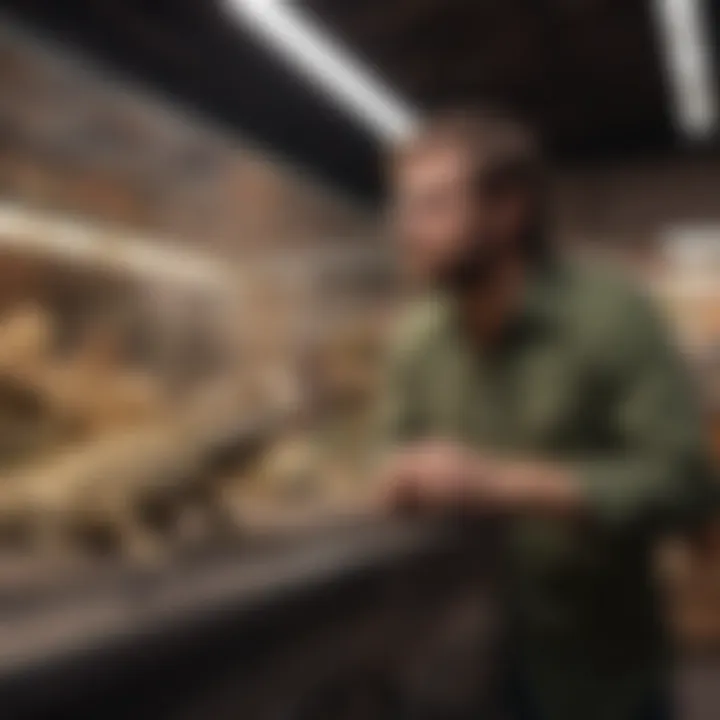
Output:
top-left (652, 0), bottom-right (718, 140)
top-left (223, 0), bottom-right (419, 142)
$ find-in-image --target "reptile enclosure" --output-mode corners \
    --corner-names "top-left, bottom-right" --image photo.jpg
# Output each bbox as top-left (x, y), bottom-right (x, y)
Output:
top-left (0, 519), bottom-right (500, 720)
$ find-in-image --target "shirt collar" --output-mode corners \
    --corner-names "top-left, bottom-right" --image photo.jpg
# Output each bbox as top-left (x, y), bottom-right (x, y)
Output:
top-left (517, 258), bottom-right (563, 331)
top-left (439, 256), bottom-right (564, 348)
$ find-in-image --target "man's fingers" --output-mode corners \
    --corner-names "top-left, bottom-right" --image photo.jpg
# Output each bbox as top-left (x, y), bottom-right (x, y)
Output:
top-left (375, 449), bottom-right (420, 512)
top-left (376, 441), bottom-right (489, 514)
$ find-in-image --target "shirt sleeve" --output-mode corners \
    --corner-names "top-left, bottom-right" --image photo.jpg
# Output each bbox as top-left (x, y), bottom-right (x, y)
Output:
top-left (575, 290), bottom-right (717, 536)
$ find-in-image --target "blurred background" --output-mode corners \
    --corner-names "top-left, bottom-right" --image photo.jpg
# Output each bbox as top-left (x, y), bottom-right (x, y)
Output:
top-left (0, 1), bottom-right (717, 718)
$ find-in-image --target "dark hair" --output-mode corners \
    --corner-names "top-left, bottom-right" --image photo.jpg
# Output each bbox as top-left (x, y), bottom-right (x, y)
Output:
top-left (393, 107), bottom-right (550, 263)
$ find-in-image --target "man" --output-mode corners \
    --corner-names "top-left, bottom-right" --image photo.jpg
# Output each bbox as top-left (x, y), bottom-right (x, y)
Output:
top-left (378, 109), bottom-right (715, 720)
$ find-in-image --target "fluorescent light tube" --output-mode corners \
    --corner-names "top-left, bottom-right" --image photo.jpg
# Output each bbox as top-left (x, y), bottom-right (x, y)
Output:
top-left (653, 0), bottom-right (718, 139)
top-left (223, 0), bottom-right (418, 142)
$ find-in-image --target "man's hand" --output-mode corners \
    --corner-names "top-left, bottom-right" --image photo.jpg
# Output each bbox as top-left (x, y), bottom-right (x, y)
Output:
top-left (379, 440), bottom-right (584, 517)
top-left (378, 440), bottom-right (483, 513)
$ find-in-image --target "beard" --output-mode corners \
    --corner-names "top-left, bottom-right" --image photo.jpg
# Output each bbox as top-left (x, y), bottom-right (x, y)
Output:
top-left (436, 235), bottom-right (507, 294)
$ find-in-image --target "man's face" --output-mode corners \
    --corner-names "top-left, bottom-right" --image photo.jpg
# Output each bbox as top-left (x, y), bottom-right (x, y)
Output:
top-left (392, 143), bottom-right (532, 287)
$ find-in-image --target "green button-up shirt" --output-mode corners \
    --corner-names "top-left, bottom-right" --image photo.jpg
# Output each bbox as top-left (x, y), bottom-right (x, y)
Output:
top-left (380, 259), bottom-right (715, 720)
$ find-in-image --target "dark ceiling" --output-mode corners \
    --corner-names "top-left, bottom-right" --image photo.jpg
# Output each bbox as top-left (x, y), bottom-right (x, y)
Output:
top-left (304, 0), bottom-right (720, 159)
top-left (1, 0), bottom-right (719, 200)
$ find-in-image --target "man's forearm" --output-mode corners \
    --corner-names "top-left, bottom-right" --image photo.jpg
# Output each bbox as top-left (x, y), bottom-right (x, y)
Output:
top-left (378, 440), bottom-right (588, 517)
top-left (466, 456), bottom-right (586, 517)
